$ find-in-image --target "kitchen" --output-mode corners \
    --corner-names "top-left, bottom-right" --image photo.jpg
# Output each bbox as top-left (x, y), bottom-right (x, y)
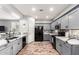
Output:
top-left (0, 4), bottom-right (79, 55)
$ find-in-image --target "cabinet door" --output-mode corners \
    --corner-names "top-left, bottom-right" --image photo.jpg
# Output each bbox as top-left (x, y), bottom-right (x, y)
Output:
top-left (18, 38), bottom-right (22, 51)
top-left (62, 42), bottom-right (71, 55)
top-left (56, 38), bottom-right (62, 54)
top-left (72, 45), bottom-right (79, 55)
top-left (0, 45), bottom-right (13, 55)
top-left (44, 34), bottom-right (51, 41)
top-left (51, 21), bottom-right (57, 30)
top-left (13, 40), bottom-right (18, 55)
top-left (61, 15), bottom-right (69, 29)
top-left (69, 8), bottom-right (79, 29)
top-left (51, 22), bottom-right (55, 30)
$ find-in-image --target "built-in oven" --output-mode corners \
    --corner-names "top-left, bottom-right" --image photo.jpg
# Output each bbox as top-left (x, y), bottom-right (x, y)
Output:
top-left (22, 36), bottom-right (26, 48)
top-left (52, 35), bottom-right (56, 49)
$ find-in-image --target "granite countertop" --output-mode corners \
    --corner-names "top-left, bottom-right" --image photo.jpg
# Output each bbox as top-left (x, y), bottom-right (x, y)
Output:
top-left (0, 34), bottom-right (27, 46)
top-left (56, 36), bottom-right (69, 42)
top-left (9, 34), bottom-right (27, 42)
top-left (56, 36), bottom-right (79, 45)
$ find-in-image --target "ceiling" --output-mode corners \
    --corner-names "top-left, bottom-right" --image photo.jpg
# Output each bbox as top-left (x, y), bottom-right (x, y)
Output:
top-left (0, 4), bottom-right (22, 20)
top-left (13, 4), bottom-right (72, 21)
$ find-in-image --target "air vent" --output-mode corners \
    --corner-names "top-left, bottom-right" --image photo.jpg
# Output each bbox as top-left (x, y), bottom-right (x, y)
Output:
top-left (39, 9), bottom-right (44, 12)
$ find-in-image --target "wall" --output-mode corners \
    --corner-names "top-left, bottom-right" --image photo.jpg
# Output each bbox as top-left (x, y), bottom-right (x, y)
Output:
top-left (0, 20), bottom-right (19, 32)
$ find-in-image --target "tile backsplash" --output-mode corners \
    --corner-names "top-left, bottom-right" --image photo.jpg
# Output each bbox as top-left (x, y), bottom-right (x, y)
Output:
top-left (69, 30), bottom-right (79, 39)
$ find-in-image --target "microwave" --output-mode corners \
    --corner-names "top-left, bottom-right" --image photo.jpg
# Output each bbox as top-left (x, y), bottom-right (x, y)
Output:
top-left (55, 24), bottom-right (61, 29)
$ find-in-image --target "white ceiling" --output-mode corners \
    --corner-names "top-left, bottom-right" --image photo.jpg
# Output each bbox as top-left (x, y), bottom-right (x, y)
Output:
top-left (13, 4), bottom-right (72, 21)
top-left (0, 4), bottom-right (22, 20)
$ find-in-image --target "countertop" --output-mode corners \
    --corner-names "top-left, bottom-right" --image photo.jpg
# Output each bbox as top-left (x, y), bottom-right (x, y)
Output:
top-left (44, 32), bottom-right (58, 36)
top-left (0, 34), bottom-right (27, 50)
top-left (67, 39), bottom-right (79, 45)
top-left (56, 36), bottom-right (79, 45)
top-left (56, 36), bottom-right (69, 42)
top-left (0, 39), bottom-right (8, 47)
top-left (9, 34), bottom-right (27, 42)
top-left (44, 32), bottom-right (79, 45)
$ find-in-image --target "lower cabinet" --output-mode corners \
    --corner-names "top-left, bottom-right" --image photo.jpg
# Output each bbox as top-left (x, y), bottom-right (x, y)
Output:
top-left (56, 38), bottom-right (62, 54)
top-left (12, 39), bottom-right (19, 55)
top-left (62, 42), bottom-right (71, 55)
top-left (44, 34), bottom-right (52, 42)
top-left (17, 38), bottom-right (22, 51)
top-left (13, 38), bottom-right (22, 55)
top-left (0, 38), bottom-right (22, 55)
top-left (56, 38), bottom-right (71, 55)
top-left (0, 44), bottom-right (13, 55)
top-left (71, 45), bottom-right (79, 55)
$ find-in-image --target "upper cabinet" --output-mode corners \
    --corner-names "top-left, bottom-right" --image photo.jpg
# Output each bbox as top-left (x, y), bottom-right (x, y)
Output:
top-left (61, 15), bottom-right (69, 29)
top-left (51, 21), bottom-right (56, 30)
top-left (57, 18), bottom-right (62, 24)
top-left (69, 8), bottom-right (79, 29)
top-left (51, 7), bottom-right (79, 30)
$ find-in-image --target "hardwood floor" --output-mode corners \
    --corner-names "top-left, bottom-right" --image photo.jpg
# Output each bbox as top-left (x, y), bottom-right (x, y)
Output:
top-left (17, 41), bottom-right (59, 55)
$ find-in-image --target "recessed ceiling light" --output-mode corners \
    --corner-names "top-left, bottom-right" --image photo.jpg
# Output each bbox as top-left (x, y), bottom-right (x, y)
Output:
top-left (32, 7), bottom-right (36, 11)
top-left (49, 8), bottom-right (54, 11)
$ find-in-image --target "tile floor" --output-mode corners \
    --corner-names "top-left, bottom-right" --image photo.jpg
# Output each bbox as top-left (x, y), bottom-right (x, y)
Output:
top-left (17, 41), bottom-right (59, 55)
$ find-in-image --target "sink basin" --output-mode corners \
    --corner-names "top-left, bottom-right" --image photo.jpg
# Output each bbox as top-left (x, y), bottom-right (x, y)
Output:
top-left (67, 39), bottom-right (79, 45)
top-left (9, 37), bottom-right (18, 40)
top-left (8, 37), bottom-right (18, 42)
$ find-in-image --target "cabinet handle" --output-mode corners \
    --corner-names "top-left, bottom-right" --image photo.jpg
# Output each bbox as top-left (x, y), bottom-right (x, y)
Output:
top-left (11, 47), bottom-right (13, 49)
top-left (18, 43), bottom-right (20, 45)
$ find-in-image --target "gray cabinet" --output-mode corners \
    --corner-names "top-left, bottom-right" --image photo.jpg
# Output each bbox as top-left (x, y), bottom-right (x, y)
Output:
top-left (0, 44), bottom-right (13, 55)
top-left (0, 38), bottom-right (22, 55)
top-left (12, 38), bottom-right (22, 55)
top-left (12, 39), bottom-right (19, 55)
top-left (69, 8), bottom-right (79, 29)
top-left (61, 15), bottom-right (69, 29)
top-left (62, 42), bottom-right (71, 55)
top-left (17, 38), bottom-right (22, 51)
top-left (44, 34), bottom-right (52, 41)
top-left (51, 21), bottom-right (57, 30)
top-left (56, 38), bottom-right (71, 55)
top-left (71, 45), bottom-right (79, 55)
top-left (56, 38), bottom-right (63, 54)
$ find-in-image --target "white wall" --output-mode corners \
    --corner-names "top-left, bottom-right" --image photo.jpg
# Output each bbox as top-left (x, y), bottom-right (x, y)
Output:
top-left (0, 20), bottom-right (19, 32)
